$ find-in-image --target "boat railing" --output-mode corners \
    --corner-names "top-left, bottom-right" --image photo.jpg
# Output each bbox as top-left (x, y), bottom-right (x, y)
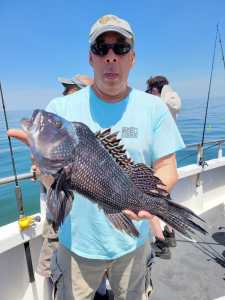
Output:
top-left (185, 138), bottom-right (225, 164)
top-left (0, 172), bottom-right (33, 186)
top-left (0, 138), bottom-right (225, 186)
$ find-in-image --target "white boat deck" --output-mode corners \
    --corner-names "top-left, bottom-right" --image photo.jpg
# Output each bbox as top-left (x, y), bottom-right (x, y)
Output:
top-left (151, 204), bottom-right (225, 300)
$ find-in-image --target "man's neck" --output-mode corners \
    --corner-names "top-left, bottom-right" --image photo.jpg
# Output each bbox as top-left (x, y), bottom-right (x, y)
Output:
top-left (92, 84), bottom-right (130, 103)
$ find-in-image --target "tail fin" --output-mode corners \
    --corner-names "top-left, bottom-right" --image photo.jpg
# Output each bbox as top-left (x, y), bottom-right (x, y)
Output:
top-left (152, 199), bottom-right (208, 238)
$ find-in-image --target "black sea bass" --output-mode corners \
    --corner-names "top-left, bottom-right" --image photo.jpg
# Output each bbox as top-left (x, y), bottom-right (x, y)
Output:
top-left (21, 109), bottom-right (207, 238)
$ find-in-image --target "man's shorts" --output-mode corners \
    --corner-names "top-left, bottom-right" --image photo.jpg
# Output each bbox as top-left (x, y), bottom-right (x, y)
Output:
top-left (37, 219), bottom-right (59, 278)
top-left (50, 241), bottom-right (154, 300)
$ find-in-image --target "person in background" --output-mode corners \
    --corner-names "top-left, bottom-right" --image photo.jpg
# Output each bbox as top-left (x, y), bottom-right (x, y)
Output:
top-left (146, 75), bottom-right (182, 259)
top-left (146, 75), bottom-right (181, 120)
top-left (8, 15), bottom-right (184, 300)
top-left (58, 75), bottom-right (93, 95)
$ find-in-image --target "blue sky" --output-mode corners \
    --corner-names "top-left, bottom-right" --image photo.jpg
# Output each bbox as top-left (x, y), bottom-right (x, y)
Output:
top-left (0, 0), bottom-right (225, 110)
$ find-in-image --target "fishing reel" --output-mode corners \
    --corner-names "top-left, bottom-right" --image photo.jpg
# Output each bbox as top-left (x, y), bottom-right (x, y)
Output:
top-left (18, 215), bottom-right (41, 231)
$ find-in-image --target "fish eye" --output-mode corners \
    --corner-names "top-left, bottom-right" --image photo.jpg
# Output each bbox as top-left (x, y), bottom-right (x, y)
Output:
top-left (48, 117), bottom-right (62, 128)
top-left (31, 110), bottom-right (40, 121)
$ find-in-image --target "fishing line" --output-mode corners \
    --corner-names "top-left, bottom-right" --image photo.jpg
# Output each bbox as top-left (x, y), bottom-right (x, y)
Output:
top-left (0, 81), bottom-right (35, 283)
top-left (194, 242), bottom-right (225, 268)
top-left (217, 24), bottom-right (225, 71)
top-left (199, 26), bottom-right (218, 166)
top-left (192, 234), bottom-right (225, 268)
top-left (176, 231), bottom-right (225, 267)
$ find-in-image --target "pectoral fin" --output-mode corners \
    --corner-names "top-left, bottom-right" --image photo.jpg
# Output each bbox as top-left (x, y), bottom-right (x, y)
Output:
top-left (47, 166), bottom-right (74, 227)
top-left (102, 205), bottom-right (139, 237)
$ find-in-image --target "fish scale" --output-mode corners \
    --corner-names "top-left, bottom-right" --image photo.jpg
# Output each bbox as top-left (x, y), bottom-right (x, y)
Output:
top-left (69, 131), bottom-right (141, 209)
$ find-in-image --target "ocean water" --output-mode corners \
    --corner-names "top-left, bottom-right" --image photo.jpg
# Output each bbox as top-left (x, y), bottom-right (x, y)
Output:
top-left (0, 97), bottom-right (225, 226)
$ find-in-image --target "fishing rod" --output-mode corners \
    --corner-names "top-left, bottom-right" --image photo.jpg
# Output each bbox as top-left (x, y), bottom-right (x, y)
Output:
top-left (217, 24), bottom-right (225, 71)
top-left (194, 23), bottom-right (225, 190)
top-left (0, 81), bottom-right (35, 283)
top-left (198, 26), bottom-right (218, 167)
top-left (181, 25), bottom-right (225, 166)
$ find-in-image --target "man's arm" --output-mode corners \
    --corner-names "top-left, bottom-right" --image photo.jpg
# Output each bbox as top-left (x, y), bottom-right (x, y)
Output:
top-left (8, 129), bottom-right (54, 189)
top-left (123, 153), bottom-right (178, 220)
top-left (153, 153), bottom-right (178, 192)
top-left (7, 129), bottom-right (29, 145)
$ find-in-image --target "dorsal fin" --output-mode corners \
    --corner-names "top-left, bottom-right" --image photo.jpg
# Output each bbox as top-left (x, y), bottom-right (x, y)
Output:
top-left (96, 128), bottom-right (134, 172)
top-left (96, 128), bottom-right (170, 200)
top-left (129, 163), bottom-right (170, 198)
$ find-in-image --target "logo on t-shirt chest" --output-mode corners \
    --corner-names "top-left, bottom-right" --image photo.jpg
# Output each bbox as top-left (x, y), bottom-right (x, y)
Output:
top-left (121, 127), bottom-right (138, 138)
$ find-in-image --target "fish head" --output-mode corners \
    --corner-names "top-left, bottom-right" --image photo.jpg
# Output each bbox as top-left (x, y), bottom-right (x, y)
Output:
top-left (21, 109), bottom-right (78, 174)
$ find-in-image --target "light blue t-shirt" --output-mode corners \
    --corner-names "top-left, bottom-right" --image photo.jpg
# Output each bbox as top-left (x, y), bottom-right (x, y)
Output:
top-left (46, 86), bottom-right (185, 259)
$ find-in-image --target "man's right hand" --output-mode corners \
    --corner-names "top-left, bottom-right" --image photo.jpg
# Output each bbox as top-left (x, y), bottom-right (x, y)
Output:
top-left (123, 209), bottom-right (156, 221)
top-left (8, 128), bottom-right (54, 188)
top-left (7, 129), bottom-right (29, 146)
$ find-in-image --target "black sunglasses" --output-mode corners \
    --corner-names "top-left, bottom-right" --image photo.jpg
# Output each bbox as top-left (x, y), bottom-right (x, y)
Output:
top-left (145, 88), bottom-right (152, 93)
top-left (91, 42), bottom-right (132, 56)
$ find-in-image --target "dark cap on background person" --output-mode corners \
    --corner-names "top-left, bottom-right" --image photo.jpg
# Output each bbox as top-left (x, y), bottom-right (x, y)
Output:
top-left (89, 14), bottom-right (134, 44)
top-left (146, 75), bottom-right (181, 120)
top-left (146, 76), bottom-right (169, 95)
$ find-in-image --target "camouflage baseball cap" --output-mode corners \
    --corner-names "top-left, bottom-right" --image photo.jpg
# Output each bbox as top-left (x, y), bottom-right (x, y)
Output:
top-left (57, 75), bottom-right (91, 89)
top-left (89, 14), bottom-right (134, 44)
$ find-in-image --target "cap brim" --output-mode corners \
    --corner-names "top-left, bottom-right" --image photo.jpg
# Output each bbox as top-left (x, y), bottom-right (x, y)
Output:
top-left (62, 83), bottom-right (81, 88)
top-left (89, 25), bottom-right (133, 44)
top-left (58, 77), bottom-right (88, 89)
top-left (57, 77), bottom-right (76, 85)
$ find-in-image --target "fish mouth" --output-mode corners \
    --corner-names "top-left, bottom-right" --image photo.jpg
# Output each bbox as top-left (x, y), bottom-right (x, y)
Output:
top-left (20, 109), bottom-right (42, 133)
top-left (20, 118), bottom-right (32, 132)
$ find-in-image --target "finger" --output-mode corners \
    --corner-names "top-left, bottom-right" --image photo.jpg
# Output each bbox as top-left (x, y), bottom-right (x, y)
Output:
top-left (138, 210), bottom-right (155, 221)
top-left (31, 164), bottom-right (36, 171)
top-left (31, 163), bottom-right (41, 175)
top-left (123, 210), bottom-right (140, 221)
top-left (7, 129), bottom-right (29, 145)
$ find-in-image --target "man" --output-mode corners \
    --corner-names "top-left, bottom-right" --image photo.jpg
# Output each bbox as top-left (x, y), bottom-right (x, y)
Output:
top-left (8, 15), bottom-right (185, 300)
top-left (146, 75), bottom-right (182, 259)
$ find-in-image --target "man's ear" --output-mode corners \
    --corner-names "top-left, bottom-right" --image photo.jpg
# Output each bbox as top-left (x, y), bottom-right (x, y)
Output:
top-left (131, 51), bottom-right (135, 66)
top-left (89, 51), bottom-right (93, 66)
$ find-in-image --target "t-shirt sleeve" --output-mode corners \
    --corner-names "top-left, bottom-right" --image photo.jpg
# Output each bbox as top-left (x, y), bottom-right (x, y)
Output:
top-left (45, 96), bottom-right (72, 119)
top-left (45, 98), bottom-right (61, 114)
top-left (151, 101), bottom-right (185, 162)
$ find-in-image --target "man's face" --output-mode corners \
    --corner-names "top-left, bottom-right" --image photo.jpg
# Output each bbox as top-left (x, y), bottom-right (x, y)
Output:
top-left (150, 87), bottom-right (160, 96)
top-left (89, 32), bottom-right (135, 97)
top-left (63, 85), bottom-right (80, 96)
